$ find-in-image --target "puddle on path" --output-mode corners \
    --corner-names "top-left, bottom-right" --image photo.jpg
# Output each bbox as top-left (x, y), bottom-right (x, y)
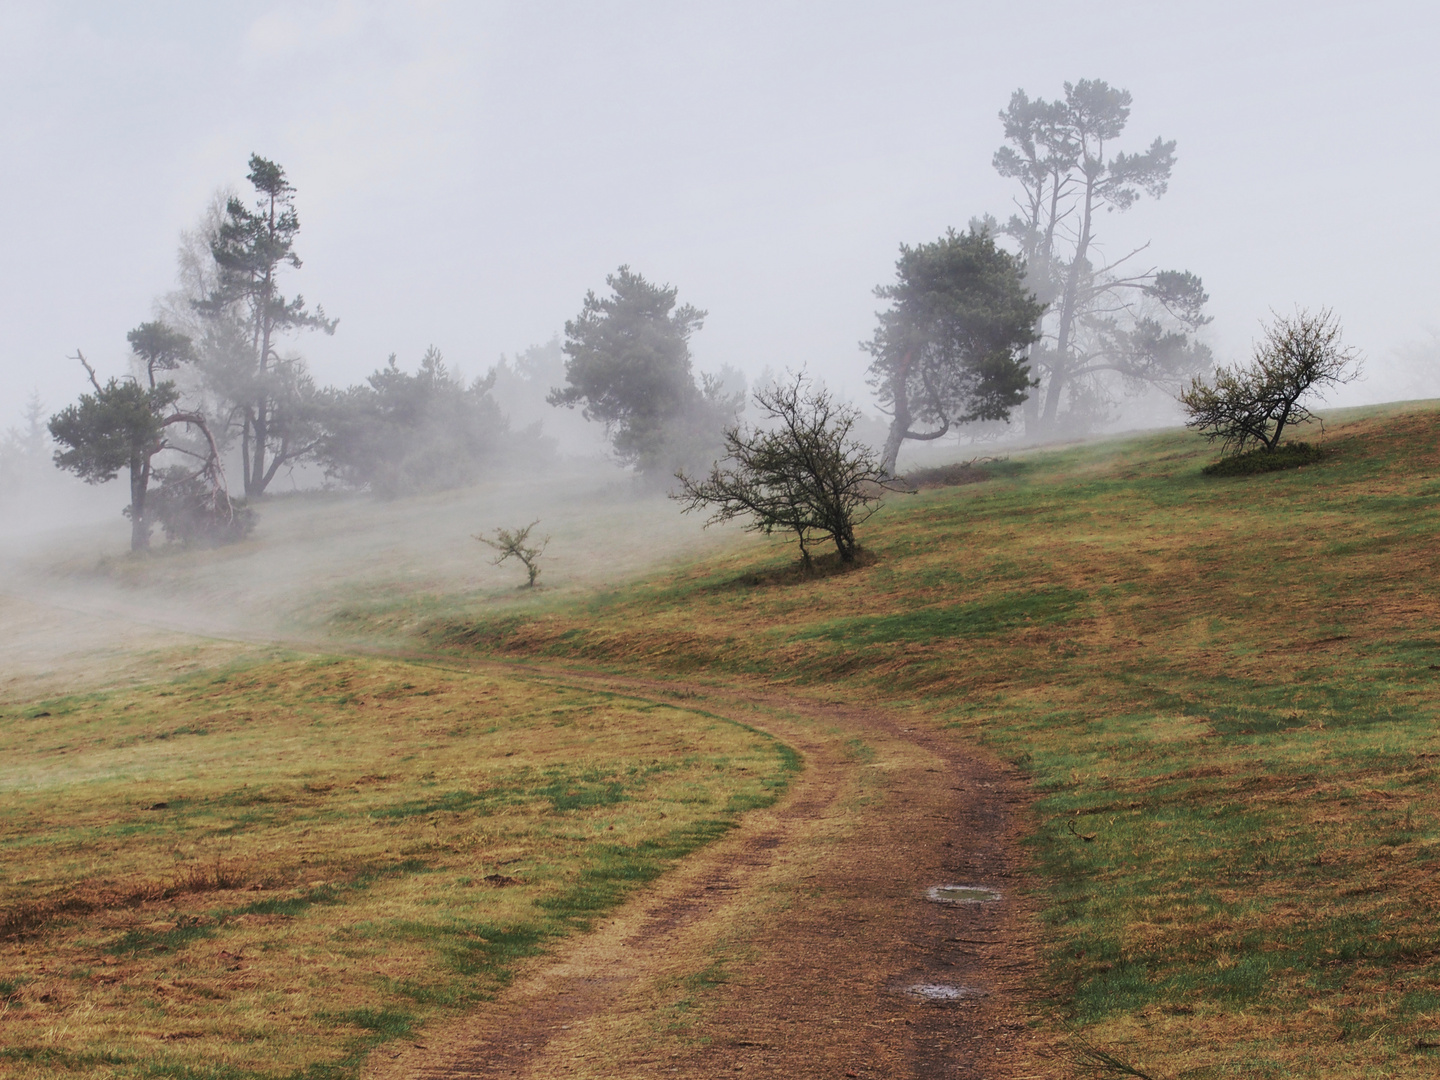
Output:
top-left (903, 983), bottom-right (984, 1004)
top-left (926, 884), bottom-right (1001, 904)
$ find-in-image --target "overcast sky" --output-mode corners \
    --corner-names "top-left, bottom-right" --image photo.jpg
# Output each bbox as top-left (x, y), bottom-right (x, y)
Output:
top-left (4, 0), bottom-right (1438, 429)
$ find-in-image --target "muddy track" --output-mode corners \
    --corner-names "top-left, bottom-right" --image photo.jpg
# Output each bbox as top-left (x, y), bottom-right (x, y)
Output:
top-left (367, 666), bottom-right (1051, 1079)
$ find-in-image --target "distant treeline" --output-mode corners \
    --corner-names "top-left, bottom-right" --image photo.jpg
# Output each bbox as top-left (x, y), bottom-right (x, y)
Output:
top-left (40, 78), bottom-right (1227, 552)
top-left (42, 157), bottom-right (744, 550)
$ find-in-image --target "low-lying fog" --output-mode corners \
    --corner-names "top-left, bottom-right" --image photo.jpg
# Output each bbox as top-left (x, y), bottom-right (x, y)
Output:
top-left (1, 458), bottom-right (737, 636)
top-left (0, 451), bottom-right (760, 707)
top-left (4, 4), bottom-right (1437, 701)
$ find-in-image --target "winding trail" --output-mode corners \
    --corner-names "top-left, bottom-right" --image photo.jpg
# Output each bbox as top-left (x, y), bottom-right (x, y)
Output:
top-left (367, 668), bottom-right (1050, 1079)
top-left (0, 590), bottom-right (1051, 1076)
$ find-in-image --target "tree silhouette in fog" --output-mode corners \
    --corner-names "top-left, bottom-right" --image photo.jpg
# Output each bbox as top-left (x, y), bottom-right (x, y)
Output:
top-left (197, 155), bottom-right (336, 497)
top-left (992, 79), bottom-right (1211, 435)
top-left (549, 266), bottom-right (740, 480)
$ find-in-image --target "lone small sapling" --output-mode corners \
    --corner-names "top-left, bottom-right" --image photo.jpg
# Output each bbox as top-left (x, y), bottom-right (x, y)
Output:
top-left (476, 521), bottom-right (549, 587)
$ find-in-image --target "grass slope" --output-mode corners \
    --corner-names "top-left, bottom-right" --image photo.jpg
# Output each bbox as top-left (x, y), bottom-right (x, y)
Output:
top-left (400, 406), bottom-right (1440, 1077)
top-left (0, 658), bottom-right (795, 1078)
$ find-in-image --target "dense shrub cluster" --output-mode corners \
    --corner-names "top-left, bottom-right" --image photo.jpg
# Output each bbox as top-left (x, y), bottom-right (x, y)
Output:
top-left (316, 347), bottom-right (548, 497)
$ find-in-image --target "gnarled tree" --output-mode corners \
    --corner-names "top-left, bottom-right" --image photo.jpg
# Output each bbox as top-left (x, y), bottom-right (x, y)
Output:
top-left (675, 371), bottom-right (900, 566)
top-left (866, 227), bottom-right (1043, 476)
top-left (1180, 308), bottom-right (1360, 456)
top-left (993, 79), bottom-right (1211, 434)
top-left (49, 323), bottom-right (234, 550)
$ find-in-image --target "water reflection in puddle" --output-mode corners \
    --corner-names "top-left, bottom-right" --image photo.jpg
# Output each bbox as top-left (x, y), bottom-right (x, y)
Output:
top-left (926, 884), bottom-right (1001, 904)
top-left (904, 983), bottom-right (983, 1003)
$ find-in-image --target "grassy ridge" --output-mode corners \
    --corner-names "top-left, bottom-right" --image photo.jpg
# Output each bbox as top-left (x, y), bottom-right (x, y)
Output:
top-left (0, 658), bottom-right (795, 1078)
top-left (414, 406), bottom-right (1440, 1076)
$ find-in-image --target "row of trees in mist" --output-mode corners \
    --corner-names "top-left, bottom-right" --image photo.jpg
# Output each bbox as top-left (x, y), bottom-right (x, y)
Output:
top-left (34, 77), bottom-right (1218, 552)
top-left (870, 78), bottom-right (1213, 469)
top-left (45, 156), bottom-right (563, 549)
top-left (545, 79), bottom-right (1217, 487)
top-left (40, 154), bottom-right (741, 550)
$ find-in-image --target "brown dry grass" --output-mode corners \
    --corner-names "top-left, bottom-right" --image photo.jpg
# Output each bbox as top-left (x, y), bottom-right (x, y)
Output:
top-left (0, 657), bottom-right (793, 1077)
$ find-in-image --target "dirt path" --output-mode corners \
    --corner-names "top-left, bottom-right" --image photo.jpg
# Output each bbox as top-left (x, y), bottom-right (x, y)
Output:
top-left (0, 591), bottom-right (1052, 1076)
top-left (367, 668), bottom-right (1052, 1079)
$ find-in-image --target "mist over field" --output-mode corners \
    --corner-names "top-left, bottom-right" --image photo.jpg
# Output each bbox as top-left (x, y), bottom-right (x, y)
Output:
top-left (0, 0), bottom-right (1431, 633)
top-left (8, 9), bottom-right (1440, 1076)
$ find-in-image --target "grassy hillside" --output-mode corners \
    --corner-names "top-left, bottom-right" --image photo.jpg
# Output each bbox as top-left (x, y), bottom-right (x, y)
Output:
top-left (387, 404), bottom-right (1440, 1076)
top-left (0, 658), bottom-right (794, 1078)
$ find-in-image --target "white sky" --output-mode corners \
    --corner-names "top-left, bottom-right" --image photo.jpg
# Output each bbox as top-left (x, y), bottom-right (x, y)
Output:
top-left (4, 0), bottom-right (1438, 427)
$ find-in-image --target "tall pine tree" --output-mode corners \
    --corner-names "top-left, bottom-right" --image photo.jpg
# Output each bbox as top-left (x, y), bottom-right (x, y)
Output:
top-left (198, 155), bottom-right (336, 496)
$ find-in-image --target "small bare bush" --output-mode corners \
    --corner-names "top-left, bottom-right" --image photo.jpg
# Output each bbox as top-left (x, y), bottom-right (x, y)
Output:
top-left (1179, 307), bottom-right (1360, 456)
top-left (476, 521), bottom-right (549, 587)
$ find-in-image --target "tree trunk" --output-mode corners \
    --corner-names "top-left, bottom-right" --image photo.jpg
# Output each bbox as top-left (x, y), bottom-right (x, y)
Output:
top-left (1021, 371), bottom-right (1041, 432)
top-left (1040, 168), bottom-right (1098, 433)
top-left (879, 354), bottom-right (913, 477)
top-left (241, 406), bottom-right (253, 495)
top-left (1041, 357), bottom-right (1068, 428)
top-left (1267, 415), bottom-right (1286, 451)
top-left (129, 456), bottom-right (150, 551)
top-left (880, 417), bottom-right (907, 479)
top-left (249, 396), bottom-right (268, 497)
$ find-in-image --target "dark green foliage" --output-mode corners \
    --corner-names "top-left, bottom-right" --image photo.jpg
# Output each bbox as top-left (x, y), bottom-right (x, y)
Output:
top-left (1201, 442), bottom-right (1326, 477)
top-left (549, 266), bottom-right (741, 477)
top-left (49, 378), bottom-right (175, 486)
top-left (49, 330), bottom-right (235, 551)
top-left (676, 372), bottom-right (900, 565)
top-left (866, 226), bottom-right (1044, 474)
top-left (317, 348), bottom-right (524, 496)
top-left (994, 79), bottom-right (1211, 434)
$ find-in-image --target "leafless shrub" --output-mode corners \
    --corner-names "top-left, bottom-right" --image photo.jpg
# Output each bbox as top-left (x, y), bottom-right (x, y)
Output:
top-left (673, 371), bottom-right (905, 568)
top-left (1179, 308), bottom-right (1360, 455)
